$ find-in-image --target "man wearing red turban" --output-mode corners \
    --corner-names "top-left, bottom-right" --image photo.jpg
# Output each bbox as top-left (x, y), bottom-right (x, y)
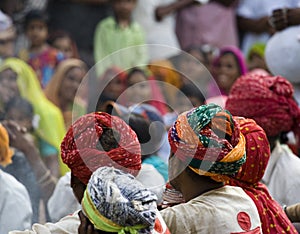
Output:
top-left (226, 73), bottom-right (300, 207)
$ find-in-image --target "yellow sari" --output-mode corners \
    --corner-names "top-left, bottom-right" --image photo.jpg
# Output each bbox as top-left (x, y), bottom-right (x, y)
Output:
top-left (0, 58), bottom-right (69, 175)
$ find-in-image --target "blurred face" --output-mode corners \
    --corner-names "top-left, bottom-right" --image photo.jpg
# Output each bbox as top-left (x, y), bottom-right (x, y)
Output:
top-left (59, 67), bottom-right (85, 104)
top-left (26, 20), bottom-right (48, 47)
top-left (127, 72), bottom-right (151, 103)
top-left (247, 53), bottom-right (268, 71)
top-left (6, 108), bottom-right (33, 131)
top-left (215, 53), bottom-right (240, 94)
top-left (103, 76), bottom-right (124, 100)
top-left (53, 37), bottom-right (74, 59)
top-left (0, 68), bottom-right (19, 104)
top-left (112, 0), bottom-right (137, 19)
top-left (0, 36), bottom-right (15, 58)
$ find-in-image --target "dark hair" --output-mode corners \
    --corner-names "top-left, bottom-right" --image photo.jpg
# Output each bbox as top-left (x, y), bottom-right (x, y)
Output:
top-left (179, 83), bottom-right (205, 104)
top-left (48, 30), bottom-right (72, 45)
top-left (4, 96), bottom-right (34, 119)
top-left (98, 127), bottom-right (120, 152)
top-left (127, 67), bottom-right (147, 82)
top-left (24, 10), bottom-right (49, 29)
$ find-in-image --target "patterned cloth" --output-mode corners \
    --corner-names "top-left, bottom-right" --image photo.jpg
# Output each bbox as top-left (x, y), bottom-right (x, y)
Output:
top-left (61, 112), bottom-right (141, 184)
top-left (225, 73), bottom-right (300, 138)
top-left (229, 118), bottom-right (297, 234)
top-left (82, 166), bottom-right (158, 234)
top-left (0, 124), bottom-right (13, 167)
top-left (168, 103), bottom-right (246, 182)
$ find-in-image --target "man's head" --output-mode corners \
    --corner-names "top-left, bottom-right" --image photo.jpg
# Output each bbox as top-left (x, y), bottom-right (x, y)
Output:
top-left (61, 112), bottom-right (141, 202)
top-left (225, 73), bottom-right (300, 140)
top-left (168, 103), bottom-right (246, 193)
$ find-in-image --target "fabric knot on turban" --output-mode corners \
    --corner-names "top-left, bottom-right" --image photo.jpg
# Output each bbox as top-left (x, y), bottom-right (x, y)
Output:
top-left (226, 74), bottom-right (300, 138)
top-left (168, 103), bottom-right (246, 182)
top-left (61, 112), bottom-right (141, 184)
top-left (0, 124), bottom-right (13, 167)
top-left (82, 166), bottom-right (158, 234)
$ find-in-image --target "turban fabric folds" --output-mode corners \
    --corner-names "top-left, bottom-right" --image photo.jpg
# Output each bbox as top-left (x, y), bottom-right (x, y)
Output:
top-left (82, 167), bottom-right (158, 234)
top-left (0, 124), bottom-right (13, 167)
top-left (61, 112), bottom-right (141, 184)
top-left (168, 103), bottom-right (246, 182)
top-left (229, 118), bottom-right (297, 234)
top-left (226, 74), bottom-right (300, 138)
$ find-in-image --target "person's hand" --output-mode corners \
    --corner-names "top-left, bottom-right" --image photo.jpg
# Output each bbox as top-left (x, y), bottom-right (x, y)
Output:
top-left (78, 210), bottom-right (100, 234)
top-left (269, 8), bottom-right (289, 31)
top-left (155, 6), bottom-right (169, 22)
top-left (1, 120), bottom-right (31, 151)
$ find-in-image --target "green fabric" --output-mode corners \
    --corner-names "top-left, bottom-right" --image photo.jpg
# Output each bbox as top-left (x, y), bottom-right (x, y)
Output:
top-left (38, 138), bottom-right (58, 157)
top-left (82, 190), bottom-right (146, 234)
top-left (247, 42), bottom-right (266, 61)
top-left (0, 58), bottom-right (69, 175)
top-left (94, 16), bottom-right (148, 76)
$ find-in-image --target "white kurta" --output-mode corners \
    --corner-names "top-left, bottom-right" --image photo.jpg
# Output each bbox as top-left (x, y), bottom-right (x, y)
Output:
top-left (0, 170), bottom-right (32, 234)
top-left (160, 186), bottom-right (262, 234)
top-left (262, 142), bottom-right (300, 206)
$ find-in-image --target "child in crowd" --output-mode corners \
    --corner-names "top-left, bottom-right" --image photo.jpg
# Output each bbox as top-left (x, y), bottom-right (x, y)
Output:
top-left (94, 0), bottom-right (147, 75)
top-left (19, 10), bottom-right (64, 88)
top-left (48, 30), bottom-right (79, 59)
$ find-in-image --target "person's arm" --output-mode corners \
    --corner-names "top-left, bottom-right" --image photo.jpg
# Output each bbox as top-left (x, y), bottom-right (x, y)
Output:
top-left (3, 121), bottom-right (57, 202)
top-left (285, 203), bottom-right (300, 223)
top-left (237, 15), bottom-right (273, 34)
top-left (269, 8), bottom-right (300, 31)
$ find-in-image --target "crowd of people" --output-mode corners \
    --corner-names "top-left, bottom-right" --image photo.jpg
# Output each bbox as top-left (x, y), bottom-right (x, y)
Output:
top-left (1, 0), bottom-right (300, 233)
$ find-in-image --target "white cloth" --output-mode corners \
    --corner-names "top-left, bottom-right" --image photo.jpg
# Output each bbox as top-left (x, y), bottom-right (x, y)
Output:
top-left (0, 170), bottom-right (32, 234)
top-left (9, 210), bottom-right (80, 234)
top-left (236, 0), bottom-right (300, 56)
top-left (47, 172), bottom-right (81, 222)
top-left (160, 186), bottom-right (262, 234)
top-left (262, 142), bottom-right (300, 206)
top-left (136, 163), bottom-right (166, 204)
top-left (133, 0), bottom-right (180, 61)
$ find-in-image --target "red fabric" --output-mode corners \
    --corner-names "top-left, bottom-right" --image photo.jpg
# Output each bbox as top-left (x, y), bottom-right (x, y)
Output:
top-left (229, 118), bottom-right (297, 234)
top-left (61, 112), bottom-right (141, 184)
top-left (226, 74), bottom-right (300, 138)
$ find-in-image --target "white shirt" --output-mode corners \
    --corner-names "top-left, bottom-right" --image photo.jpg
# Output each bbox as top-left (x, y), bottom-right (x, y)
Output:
top-left (133, 0), bottom-right (180, 61)
top-left (262, 142), bottom-right (300, 206)
top-left (0, 170), bottom-right (32, 234)
top-left (236, 0), bottom-right (300, 56)
top-left (161, 186), bottom-right (262, 234)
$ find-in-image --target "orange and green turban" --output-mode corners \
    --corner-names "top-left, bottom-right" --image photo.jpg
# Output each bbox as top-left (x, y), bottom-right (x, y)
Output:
top-left (168, 103), bottom-right (246, 182)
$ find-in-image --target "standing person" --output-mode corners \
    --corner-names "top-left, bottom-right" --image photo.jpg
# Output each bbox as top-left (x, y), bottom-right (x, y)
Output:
top-left (160, 103), bottom-right (262, 233)
top-left (94, 0), bottom-right (147, 75)
top-left (44, 58), bottom-right (87, 129)
top-left (79, 166), bottom-right (169, 234)
top-left (0, 123), bottom-right (33, 234)
top-left (236, 0), bottom-right (300, 56)
top-left (175, 0), bottom-right (239, 50)
top-left (133, 0), bottom-right (180, 61)
top-left (0, 58), bottom-right (67, 177)
top-left (19, 10), bottom-right (64, 88)
top-left (225, 73), bottom-right (300, 207)
top-left (229, 117), bottom-right (297, 234)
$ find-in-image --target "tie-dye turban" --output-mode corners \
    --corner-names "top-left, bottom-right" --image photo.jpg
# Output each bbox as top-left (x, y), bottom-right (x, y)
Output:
top-left (226, 73), bottom-right (300, 138)
top-left (61, 112), bottom-right (141, 184)
top-left (0, 124), bottom-right (13, 167)
top-left (168, 103), bottom-right (246, 182)
top-left (229, 118), bottom-right (297, 234)
top-left (82, 166), bottom-right (158, 234)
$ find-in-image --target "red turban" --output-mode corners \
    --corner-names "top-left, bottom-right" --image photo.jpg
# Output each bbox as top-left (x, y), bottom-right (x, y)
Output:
top-left (229, 118), bottom-right (297, 234)
top-left (61, 112), bottom-right (141, 184)
top-left (226, 73), bottom-right (300, 137)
